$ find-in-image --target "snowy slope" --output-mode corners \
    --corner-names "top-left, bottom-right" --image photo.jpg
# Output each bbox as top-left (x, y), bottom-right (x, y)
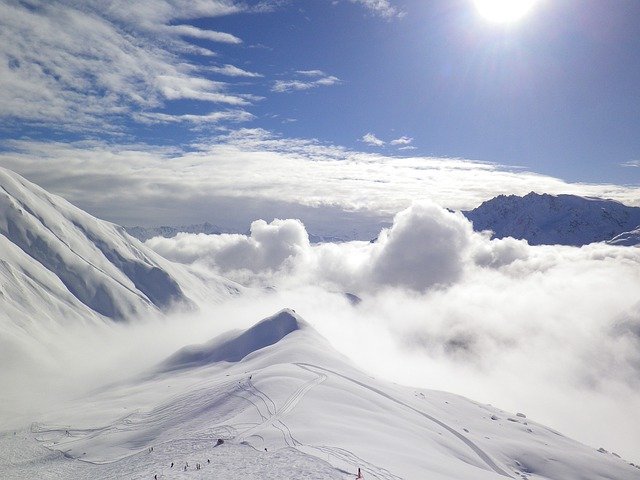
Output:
top-left (464, 192), bottom-right (640, 246)
top-left (608, 226), bottom-right (640, 246)
top-left (3, 309), bottom-right (638, 480)
top-left (0, 167), bottom-right (239, 326)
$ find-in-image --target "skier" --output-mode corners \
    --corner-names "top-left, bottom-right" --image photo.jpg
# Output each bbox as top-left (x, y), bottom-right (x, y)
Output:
top-left (357, 467), bottom-right (364, 479)
top-left (170, 462), bottom-right (173, 468)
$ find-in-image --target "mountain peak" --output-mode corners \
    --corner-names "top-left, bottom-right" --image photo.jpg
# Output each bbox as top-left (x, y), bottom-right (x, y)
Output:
top-left (158, 308), bottom-right (308, 372)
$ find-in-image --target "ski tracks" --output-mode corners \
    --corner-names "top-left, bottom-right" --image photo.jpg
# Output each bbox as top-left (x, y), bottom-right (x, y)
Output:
top-left (238, 370), bottom-right (326, 443)
top-left (296, 363), bottom-right (513, 479)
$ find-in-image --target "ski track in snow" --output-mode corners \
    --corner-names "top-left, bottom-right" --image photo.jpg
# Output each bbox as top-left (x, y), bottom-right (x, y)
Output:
top-left (296, 363), bottom-right (514, 479)
top-left (238, 370), bottom-right (327, 444)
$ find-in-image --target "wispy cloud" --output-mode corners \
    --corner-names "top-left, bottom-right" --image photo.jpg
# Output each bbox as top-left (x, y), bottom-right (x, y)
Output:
top-left (361, 133), bottom-right (386, 147)
top-left (390, 136), bottom-right (413, 146)
top-left (134, 110), bottom-right (254, 125)
top-left (208, 64), bottom-right (263, 77)
top-left (164, 24), bottom-right (242, 44)
top-left (296, 69), bottom-right (326, 77)
top-left (272, 70), bottom-right (341, 93)
top-left (348, 0), bottom-right (405, 19)
top-left (0, 1), bottom-right (251, 131)
top-left (621, 160), bottom-right (640, 168)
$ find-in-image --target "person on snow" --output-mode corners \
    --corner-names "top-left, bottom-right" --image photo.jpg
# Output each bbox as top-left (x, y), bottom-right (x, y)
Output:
top-left (357, 467), bottom-right (364, 479)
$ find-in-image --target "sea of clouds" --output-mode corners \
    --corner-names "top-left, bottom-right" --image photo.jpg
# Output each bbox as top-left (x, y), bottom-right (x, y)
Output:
top-left (145, 201), bottom-right (640, 459)
top-left (1, 200), bottom-right (639, 460)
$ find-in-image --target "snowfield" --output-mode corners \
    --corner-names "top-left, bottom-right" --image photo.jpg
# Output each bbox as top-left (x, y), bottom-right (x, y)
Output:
top-left (2, 310), bottom-right (639, 480)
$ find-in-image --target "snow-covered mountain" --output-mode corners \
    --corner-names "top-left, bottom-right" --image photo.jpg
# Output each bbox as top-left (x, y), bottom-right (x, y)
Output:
top-left (0, 167), bottom-right (237, 327)
top-left (464, 192), bottom-right (640, 246)
top-left (3, 309), bottom-right (638, 479)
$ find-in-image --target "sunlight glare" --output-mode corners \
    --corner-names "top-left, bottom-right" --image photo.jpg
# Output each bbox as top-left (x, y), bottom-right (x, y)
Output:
top-left (473, 0), bottom-right (537, 23)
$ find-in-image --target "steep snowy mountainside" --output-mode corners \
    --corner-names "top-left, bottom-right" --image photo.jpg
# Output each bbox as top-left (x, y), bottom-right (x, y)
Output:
top-left (464, 192), bottom-right (640, 246)
top-left (0, 167), bottom-right (237, 324)
top-left (6, 309), bottom-right (638, 480)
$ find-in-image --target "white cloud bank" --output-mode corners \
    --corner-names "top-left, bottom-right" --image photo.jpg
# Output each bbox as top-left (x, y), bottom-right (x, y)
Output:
top-left (145, 201), bottom-right (640, 459)
top-left (2, 130), bottom-right (640, 232)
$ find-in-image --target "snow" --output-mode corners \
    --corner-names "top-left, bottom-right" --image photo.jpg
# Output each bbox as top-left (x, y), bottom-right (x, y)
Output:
top-left (2, 309), bottom-right (639, 480)
top-left (0, 166), bottom-right (240, 326)
top-left (2, 168), bottom-right (640, 479)
top-left (464, 192), bottom-right (640, 246)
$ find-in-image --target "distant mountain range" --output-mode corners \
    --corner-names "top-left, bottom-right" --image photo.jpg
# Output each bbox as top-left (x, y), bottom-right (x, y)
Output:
top-left (464, 192), bottom-right (640, 246)
top-left (128, 192), bottom-right (640, 248)
top-left (126, 223), bottom-right (348, 244)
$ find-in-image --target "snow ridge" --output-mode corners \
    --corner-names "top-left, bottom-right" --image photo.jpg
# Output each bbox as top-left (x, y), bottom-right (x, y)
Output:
top-left (159, 309), bottom-right (306, 372)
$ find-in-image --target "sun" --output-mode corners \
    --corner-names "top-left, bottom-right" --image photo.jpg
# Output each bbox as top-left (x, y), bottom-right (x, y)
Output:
top-left (473, 0), bottom-right (537, 23)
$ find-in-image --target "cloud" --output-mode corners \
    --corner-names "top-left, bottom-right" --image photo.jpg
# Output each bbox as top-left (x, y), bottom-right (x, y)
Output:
top-left (134, 109), bottom-right (254, 125)
top-left (348, 0), bottom-right (405, 19)
top-left (296, 69), bottom-right (326, 77)
top-left (165, 24), bottom-right (242, 44)
top-left (361, 133), bottom-right (385, 147)
top-left (0, 0), bottom-right (252, 131)
top-left (143, 201), bottom-right (529, 294)
top-left (272, 71), bottom-right (341, 93)
top-left (149, 219), bottom-right (310, 275)
top-left (208, 64), bottom-right (263, 77)
top-left (3, 129), bottom-right (640, 235)
top-left (621, 160), bottom-right (640, 168)
top-left (390, 136), bottom-right (413, 146)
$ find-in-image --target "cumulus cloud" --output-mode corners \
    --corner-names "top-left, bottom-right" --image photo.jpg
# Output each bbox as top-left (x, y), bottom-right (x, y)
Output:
top-left (146, 202), bottom-right (529, 293)
top-left (361, 133), bottom-right (385, 147)
top-left (149, 219), bottom-right (310, 275)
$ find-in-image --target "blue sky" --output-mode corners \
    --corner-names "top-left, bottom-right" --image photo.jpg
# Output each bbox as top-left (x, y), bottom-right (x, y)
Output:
top-left (2, 0), bottom-right (640, 227)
